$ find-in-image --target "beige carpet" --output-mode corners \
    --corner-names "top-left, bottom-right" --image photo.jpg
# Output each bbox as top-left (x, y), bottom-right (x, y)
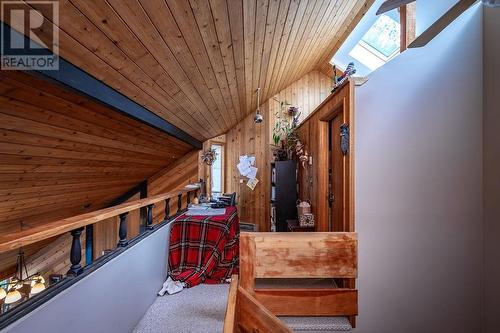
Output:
top-left (133, 284), bottom-right (229, 333)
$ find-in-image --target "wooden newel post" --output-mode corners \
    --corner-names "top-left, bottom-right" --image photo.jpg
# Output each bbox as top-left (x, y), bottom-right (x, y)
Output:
top-left (117, 212), bottom-right (129, 247)
top-left (67, 227), bottom-right (84, 276)
top-left (187, 191), bottom-right (191, 206)
top-left (177, 194), bottom-right (182, 213)
top-left (146, 204), bottom-right (154, 230)
top-left (164, 198), bottom-right (171, 219)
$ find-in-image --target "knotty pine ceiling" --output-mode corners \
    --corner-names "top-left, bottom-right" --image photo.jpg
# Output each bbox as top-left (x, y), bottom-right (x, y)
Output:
top-left (1, 0), bottom-right (373, 140)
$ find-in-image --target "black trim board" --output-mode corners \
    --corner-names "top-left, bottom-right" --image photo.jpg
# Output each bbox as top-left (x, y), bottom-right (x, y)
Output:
top-left (1, 21), bottom-right (202, 149)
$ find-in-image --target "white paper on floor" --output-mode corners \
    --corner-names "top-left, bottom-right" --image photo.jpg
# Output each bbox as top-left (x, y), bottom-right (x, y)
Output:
top-left (158, 276), bottom-right (185, 296)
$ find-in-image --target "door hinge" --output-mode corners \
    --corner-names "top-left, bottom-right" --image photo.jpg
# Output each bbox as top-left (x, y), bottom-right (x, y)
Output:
top-left (340, 123), bottom-right (349, 155)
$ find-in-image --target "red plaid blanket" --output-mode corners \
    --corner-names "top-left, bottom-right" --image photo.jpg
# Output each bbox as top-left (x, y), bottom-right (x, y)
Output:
top-left (168, 206), bottom-right (239, 287)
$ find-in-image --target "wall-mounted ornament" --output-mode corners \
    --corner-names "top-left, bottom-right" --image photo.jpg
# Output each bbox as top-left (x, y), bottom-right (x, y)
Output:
top-left (340, 123), bottom-right (349, 155)
top-left (201, 148), bottom-right (217, 165)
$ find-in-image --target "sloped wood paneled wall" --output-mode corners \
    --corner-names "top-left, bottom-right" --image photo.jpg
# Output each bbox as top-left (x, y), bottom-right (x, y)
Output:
top-left (0, 0), bottom-right (372, 140)
top-left (0, 71), bottom-right (193, 275)
top-left (147, 150), bottom-right (200, 225)
top-left (225, 71), bottom-right (332, 231)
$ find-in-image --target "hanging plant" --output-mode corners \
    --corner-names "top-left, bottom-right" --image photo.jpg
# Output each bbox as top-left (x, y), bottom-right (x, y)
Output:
top-left (201, 148), bottom-right (217, 165)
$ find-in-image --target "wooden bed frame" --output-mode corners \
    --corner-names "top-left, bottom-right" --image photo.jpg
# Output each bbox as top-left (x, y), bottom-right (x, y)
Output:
top-left (224, 232), bottom-right (358, 332)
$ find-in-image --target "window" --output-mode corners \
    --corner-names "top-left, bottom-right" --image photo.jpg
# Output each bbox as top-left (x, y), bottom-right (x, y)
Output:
top-left (210, 144), bottom-right (223, 197)
top-left (330, 4), bottom-right (409, 77)
top-left (348, 14), bottom-right (400, 71)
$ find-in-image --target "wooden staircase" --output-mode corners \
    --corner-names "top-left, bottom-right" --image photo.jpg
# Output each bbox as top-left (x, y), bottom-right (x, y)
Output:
top-left (224, 232), bottom-right (358, 332)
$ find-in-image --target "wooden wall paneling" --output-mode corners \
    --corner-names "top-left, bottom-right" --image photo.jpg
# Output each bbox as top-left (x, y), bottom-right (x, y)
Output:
top-left (242, 0), bottom-right (256, 113)
top-left (21, 0), bottom-right (209, 140)
top-left (265, 0), bottom-right (299, 99)
top-left (285, 0), bottom-right (329, 83)
top-left (25, 232), bottom-right (85, 278)
top-left (226, 0), bottom-right (247, 114)
top-left (65, 0), bottom-right (219, 136)
top-left (2, 0), bottom-right (372, 139)
top-left (298, 0), bottom-right (350, 78)
top-left (256, 0), bottom-right (279, 110)
top-left (189, 0), bottom-right (238, 126)
top-left (295, 80), bottom-right (355, 232)
top-left (271, 0), bottom-right (309, 99)
top-left (291, 0), bottom-right (341, 81)
top-left (164, 0), bottom-right (234, 128)
top-left (250, 0), bottom-right (268, 112)
top-left (147, 150), bottom-right (200, 224)
top-left (0, 71), bottom-right (194, 276)
top-left (0, 73), bottom-right (193, 153)
top-left (93, 217), bottom-right (118, 259)
top-left (261, 0), bottom-right (290, 101)
top-left (223, 70), bottom-right (330, 231)
top-left (92, 193), bottom-right (140, 260)
top-left (209, 0), bottom-right (243, 121)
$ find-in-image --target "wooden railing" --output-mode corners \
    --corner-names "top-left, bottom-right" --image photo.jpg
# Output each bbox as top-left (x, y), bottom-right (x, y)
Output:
top-left (0, 185), bottom-right (199, 275)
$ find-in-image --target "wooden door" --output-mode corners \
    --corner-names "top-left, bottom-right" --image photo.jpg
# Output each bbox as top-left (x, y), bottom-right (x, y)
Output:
top-left (329, 114), bottom-right (344, 232)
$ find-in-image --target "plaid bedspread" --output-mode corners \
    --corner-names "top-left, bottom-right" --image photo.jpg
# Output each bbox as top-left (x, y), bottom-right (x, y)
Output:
top-left (168, 206), bottom-right (239, 287)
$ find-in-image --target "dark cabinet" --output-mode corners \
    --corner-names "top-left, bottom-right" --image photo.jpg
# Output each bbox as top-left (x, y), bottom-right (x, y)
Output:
top-left (271, 160), bottom-right (297, 232)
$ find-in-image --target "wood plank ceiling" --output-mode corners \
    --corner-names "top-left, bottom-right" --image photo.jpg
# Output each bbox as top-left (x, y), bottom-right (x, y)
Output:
top-left (1, 0), bottom-right (372, 141)
top-left (0, 70), bottom-right (194, 274)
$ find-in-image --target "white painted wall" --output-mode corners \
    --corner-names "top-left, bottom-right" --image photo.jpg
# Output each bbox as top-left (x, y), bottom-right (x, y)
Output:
top-left (355, 4), bottom-right (483, 333)
top-left (483, 6), bottom-right (500, 333)
top-left (2, 223), bottom-right (173, 333)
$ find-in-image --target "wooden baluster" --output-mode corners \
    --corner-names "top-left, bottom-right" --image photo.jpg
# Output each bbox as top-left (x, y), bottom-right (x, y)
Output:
top-left (164, 198), bottom-right (170, 219)
top-left (117, 212), bottom-right (129, 247)
top-left (187, 191), bottom-right (191, 206)
top-left (177, 194), bottom-right (182, 213)
top-left (67, 227), bottom-right (84, 276)
top-left (146, 204), bottom-right (154, 230)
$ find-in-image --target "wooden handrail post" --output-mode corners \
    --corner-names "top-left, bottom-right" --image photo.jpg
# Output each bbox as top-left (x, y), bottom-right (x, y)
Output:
top-left (177, 194), bottom-right (182, 213)
top-left (67, 227), bottom-right (84, 276)
top-left (117, 212), bottom-right (129, 247)
top-left (187, 191), bottom-right (191, 206)
top-left (146, 204), bottom-right (154, 230)
top-left (164, 198), bottom-right (170, 219)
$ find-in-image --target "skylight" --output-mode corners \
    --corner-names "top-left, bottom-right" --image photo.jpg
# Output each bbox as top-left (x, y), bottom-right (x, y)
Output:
top-left (348, 14), bottom-right (400, 72)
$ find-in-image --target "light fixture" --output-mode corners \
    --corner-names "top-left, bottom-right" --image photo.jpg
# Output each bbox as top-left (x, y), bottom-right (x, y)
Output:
top-left (254, 87), bottom-right (263, 123)
top-left (4, 290), bottom-right (21, 304)
top-left (2, 249), bottom-right (47, 309)
top-left (30, 281), bottom-right (46, 295)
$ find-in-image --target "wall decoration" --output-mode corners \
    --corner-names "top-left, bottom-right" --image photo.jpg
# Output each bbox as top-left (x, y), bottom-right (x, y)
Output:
top-left (340, 123), bottom-right (350, 155)
top-left (201, 148), bottom-right (217, 165)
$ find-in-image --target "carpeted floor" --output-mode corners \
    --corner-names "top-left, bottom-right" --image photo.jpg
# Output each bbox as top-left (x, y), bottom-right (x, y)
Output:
top-left (133, 284), bottom-right (229, 333)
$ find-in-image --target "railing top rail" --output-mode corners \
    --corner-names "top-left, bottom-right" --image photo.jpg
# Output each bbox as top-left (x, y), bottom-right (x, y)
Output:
top-left (0, 185), bottom-right (199, 254)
